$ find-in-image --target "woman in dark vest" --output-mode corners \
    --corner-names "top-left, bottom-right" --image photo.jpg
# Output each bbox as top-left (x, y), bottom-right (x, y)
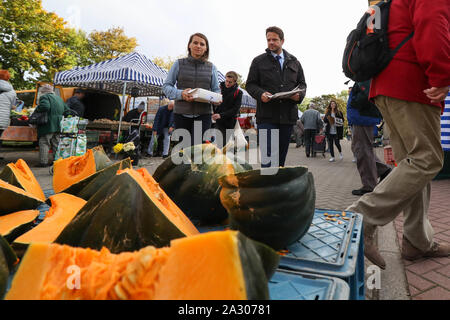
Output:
top-left (163, 33), bottom-right (221, 147)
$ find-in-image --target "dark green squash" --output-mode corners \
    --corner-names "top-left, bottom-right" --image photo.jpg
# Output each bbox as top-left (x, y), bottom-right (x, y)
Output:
top-left (0, 235), bottom-right (18, 298)
top-left (219, 166), bottom-right (316, 250)
top-left (0, 180), bottom-right (43, 216)
top-left (153, 144), bottom-right (251, 225)
top-left (55, 168), bottom-right (199, 254)
top-left (0, 210), bottom-right (40, 243)
top-left (63, 158), bottom-right (132, 200)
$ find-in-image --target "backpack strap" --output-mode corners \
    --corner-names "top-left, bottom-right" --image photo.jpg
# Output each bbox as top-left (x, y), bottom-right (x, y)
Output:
top-left (391, 31), bottom-right (415, 58)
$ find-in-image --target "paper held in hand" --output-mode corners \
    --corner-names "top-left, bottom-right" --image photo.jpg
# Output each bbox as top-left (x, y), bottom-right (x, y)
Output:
top-left (267, 86), bottom-right (306, 100)
top-left (188, 88), bottom-right (223, 104)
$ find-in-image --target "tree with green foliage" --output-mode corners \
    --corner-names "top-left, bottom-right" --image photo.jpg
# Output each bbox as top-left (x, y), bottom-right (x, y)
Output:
top-left (0, 0), bottom-right (92, 89)
top-left (88, 27), bottom-right (138, 64)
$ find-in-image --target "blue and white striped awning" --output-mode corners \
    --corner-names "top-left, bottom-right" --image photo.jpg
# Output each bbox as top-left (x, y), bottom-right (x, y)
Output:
top-left (442, 93), bottom-right (450, 151)
top-left (217, 71), bottom-right (257, 108)
top-left (54, 52), bottom-right (168, 97)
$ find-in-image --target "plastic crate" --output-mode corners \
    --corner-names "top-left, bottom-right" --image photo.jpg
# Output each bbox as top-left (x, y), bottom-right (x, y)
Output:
top-left (270, 270), bottom-right (350, 300)
top-left (86, 130), bottom-right (100, 144)
top-left (279, 210), bottom-right (365, 300)
top-left (197, 210), bottom-right (365, 300)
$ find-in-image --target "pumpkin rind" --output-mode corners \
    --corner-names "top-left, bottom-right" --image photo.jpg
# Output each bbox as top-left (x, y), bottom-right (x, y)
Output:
top-left (55, 169), bottom-right (199, 253)
top-left (6, 231), bottom-right (278, 300)
top-left (219, 166), bottom-right (316, 250)
top-left (0, 159), bottom-right (46, 202)
top-left (0, 180), bottom-right (43, 216)
top-left (153, 144), bottom-right (243, 224)
top-left (62, 158), bottom-right (132, 200)
top-left (0, 210), bottom-right (40, 243)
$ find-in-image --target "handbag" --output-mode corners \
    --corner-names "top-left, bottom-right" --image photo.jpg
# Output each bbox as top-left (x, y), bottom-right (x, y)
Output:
top-left (29, 110), bottom-right (48, 125)
top-left (335, 117), bottom-right (344, 127)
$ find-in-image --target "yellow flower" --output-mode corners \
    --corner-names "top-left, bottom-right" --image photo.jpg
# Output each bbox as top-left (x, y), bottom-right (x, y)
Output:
top-left (113, 143), bottom-right (123, 154)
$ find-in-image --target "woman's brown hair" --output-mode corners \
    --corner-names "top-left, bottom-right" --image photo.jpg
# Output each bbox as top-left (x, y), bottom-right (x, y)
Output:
top-left (326, 100), bottom-right (341, 125)
top-left (187, 33), bottom-right (209, 61)
top-left (0, 70), bottom-right (11, 81)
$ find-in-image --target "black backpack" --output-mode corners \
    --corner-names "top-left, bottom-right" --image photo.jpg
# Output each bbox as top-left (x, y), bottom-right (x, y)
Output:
top-left (342, 0), bottom-right (414, 82)
top-left (350, 80), bottom-right (382, 119)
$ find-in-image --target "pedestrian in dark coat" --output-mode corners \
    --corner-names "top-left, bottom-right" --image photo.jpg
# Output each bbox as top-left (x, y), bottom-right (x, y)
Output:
top-left (246, 26), bottom-right (306, 168)
top-left (212, 71), bottom-right (243, 147)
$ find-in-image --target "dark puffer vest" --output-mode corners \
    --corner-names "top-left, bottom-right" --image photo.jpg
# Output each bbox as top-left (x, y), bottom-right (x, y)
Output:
top-left (174, 56), bottom-right (213, 115)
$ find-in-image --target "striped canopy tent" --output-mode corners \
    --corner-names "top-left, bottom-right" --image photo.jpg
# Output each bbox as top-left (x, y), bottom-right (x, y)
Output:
top-left (442, 93), bottom-right (450, 151)
top-left (217, 71), bottom-right (257, 108)
top-left (54, 52), bottom-right (168, 97)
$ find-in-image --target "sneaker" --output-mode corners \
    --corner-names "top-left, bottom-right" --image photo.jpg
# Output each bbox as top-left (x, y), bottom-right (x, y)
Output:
top-left (339, 153), bottom-right (344, 160)
top-left (352, 188), bottom-right (372, 196)
top-left (364, 224), bottom-right (386, 269)
top-left (402, 236), bottom-right (450, 261)
top-left (352, 157), bottom-right (357, 163)
top-left (329, 158), bottom-right (335, 162)
top-left (162, 154), bottom-right (169, 159)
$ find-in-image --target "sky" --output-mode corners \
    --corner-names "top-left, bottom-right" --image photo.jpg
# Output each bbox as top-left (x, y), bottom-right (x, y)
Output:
top-left (41, 0), bottom-right (370, 98)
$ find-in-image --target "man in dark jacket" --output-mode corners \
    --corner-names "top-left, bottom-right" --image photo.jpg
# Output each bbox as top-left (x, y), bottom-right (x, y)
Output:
top-left (146, 101), bottom-right (175, 158)
top-left (123, 102), bottom-right (145, 123)
top-left (247, 26), bottom-right (306, 168)
top-left (348, 81), bottom-right (391, 196)
top-left (212, 71), bottom-right (243, 147)
top-left (66, 89), bottom-right (86, 117)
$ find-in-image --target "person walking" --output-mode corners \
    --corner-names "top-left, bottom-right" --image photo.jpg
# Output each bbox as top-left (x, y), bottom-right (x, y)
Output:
top-left (323, 101), bottom-right (344, 162)
top-left (301, 103), bottom-right (323, 158)
top-left (147, 101), bottom-right (175, 158)
top-left (35, 84), bottom-right (69, 167)
top-left (66, 89), bottom-right (86, 117)
top-left (348, 80), bottom-right (392, 196)
top-left (0, 70), bottom-right (16, 160)
top-left (346, 0), bottom-right (450, 269)
top-left (212, 71), bottom-right (243, 147)
top-left (163, 33), bottom-right (221, 147)
top-left (293, 117), bottom-right (304, 148)
top-left (246, 26), bottom-right (307, 168)
top-left (123, 102), bottom-right (145, 123)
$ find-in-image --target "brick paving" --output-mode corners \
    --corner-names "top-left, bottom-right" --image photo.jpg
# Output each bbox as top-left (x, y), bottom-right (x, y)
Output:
top-left (1, 139), bottom-right (448, 300)
top-left (393, 179), bottom-right (450, 300)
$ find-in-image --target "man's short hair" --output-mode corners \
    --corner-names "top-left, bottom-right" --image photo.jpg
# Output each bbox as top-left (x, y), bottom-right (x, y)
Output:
top-left (266, 26), bottom-right (284, 41)
top-left (138, 102), bottom-right (146, 110)
top-left (225, 71), bottom-right (238, 82)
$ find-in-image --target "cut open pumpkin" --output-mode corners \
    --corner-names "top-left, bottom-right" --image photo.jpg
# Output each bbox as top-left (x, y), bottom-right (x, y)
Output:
top-left (6, 231), bottom-right (279, 300)
top-left (12, 193), bottom-right (86, 257)
top-left (0, 210), bottom-right (40, 243)
top-left (0, 159), bottom-right (45, 202)
top-left (55, 168), bottom-right (199, 253)
top-left (0, 179), bottom-right (43, 216)
top-left (53, 149), bottom-right (96, 194)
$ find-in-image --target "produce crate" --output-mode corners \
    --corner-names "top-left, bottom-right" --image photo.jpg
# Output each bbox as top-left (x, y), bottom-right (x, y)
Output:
top-left (269, 270), bottom-right (349, 300)
top-left (279, 210), bottom-right (365, 300)
top-left (198, 210), bottom-right (365, 300)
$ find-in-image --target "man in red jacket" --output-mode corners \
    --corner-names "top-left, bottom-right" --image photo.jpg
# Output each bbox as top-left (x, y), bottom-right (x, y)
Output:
top-left (347, 0), bottom-right (450, 269)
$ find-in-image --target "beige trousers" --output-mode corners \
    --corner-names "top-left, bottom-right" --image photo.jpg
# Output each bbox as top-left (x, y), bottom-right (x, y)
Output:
top-left (346, 96), bottom-right (444, 252)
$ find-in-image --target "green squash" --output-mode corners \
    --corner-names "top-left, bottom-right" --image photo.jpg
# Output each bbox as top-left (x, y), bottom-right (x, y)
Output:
top-left (153, 144), bottom-right (251, 225)
top-left (55, 168), bottom-right (199, 254)
top-left (219, 166), bottom-right (316, 250)
top-left (0, 180), bottom-right (43, 216)
top-left (63, 158), bottom-right (132, 200)
top-left (0, 235), bottom-right (18, 298)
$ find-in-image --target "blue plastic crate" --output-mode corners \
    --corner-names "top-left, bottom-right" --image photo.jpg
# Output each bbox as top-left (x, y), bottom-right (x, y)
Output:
top-left (197, 209), bottom-right (364, 300)
top-left (269, 270), bottom-right (350, 300)
top-left (279, 210), bottom-right (365, 300)
top-left (35, 189), bottom-right (55, 223)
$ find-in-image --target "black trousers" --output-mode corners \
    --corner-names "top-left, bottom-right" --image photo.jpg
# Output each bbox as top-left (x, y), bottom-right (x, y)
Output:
top-left (173, 114), bottom-right (212, 146)
top-left (304, 129), bottom-right (317, 156)
top-left (257, 123), bottom-right (293, 168)
top-left (327, 134), bottom-right (342, 157)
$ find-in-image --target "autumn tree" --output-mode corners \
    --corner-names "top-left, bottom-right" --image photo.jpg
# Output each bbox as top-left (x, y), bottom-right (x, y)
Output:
top-left (0, 0), bottom-right (91, 89)
top-left (88, 27), bottom-right (138, 63)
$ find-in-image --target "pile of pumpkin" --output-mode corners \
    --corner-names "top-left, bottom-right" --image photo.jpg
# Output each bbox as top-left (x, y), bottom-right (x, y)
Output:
top-left (0, 144), bottom-right (316, 300)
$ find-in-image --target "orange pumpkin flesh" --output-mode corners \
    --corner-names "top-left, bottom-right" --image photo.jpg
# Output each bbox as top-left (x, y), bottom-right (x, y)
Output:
top-left (118, 168), bottom-right (199, 238)
top-left (13, 193), bottom-right (86, 250)
top-left (6, 231), bottom-right (251, 300)
top-left (0, 159), bottom-right (45, 202)
top-left (53, 149), bottom-right (96, 194)
top-left (0, 210), bottom-right (40, 242)
top-left (0, 179), bottom-right (43, 215)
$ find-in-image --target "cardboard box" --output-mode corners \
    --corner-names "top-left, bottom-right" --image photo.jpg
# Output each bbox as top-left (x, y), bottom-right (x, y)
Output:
top-left (188, 88), bottom-right (222, 104)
